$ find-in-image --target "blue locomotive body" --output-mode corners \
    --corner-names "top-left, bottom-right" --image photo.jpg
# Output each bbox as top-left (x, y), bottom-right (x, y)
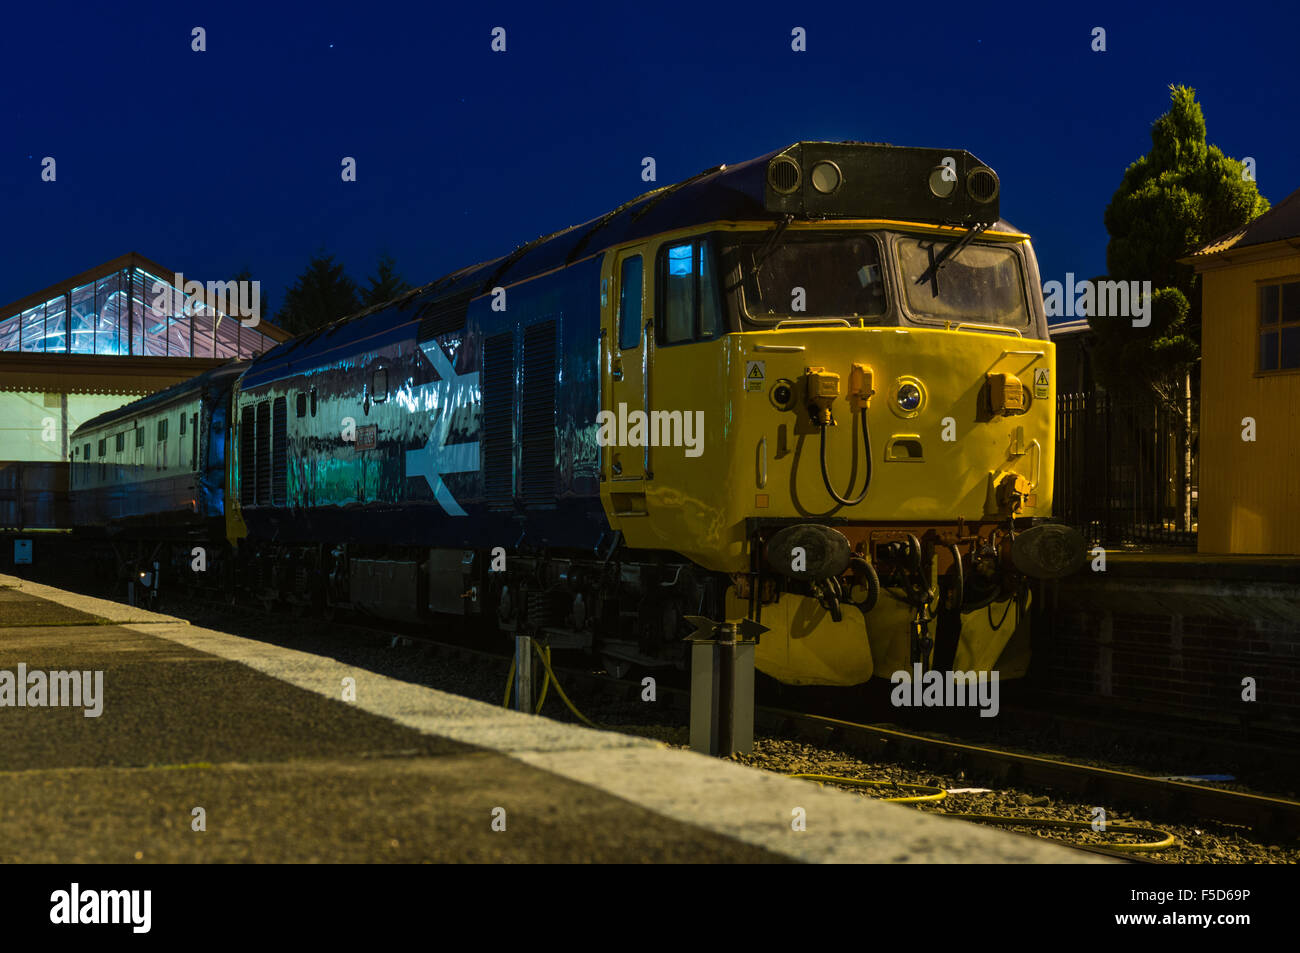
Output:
top-left (231, 255), bottom-right (609, 553)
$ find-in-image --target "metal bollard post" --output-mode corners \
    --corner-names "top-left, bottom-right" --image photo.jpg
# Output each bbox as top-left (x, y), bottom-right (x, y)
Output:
top-left (686, 617), bottom-right (766, 756)
top-left (514, 634), bottom-right (533, 713)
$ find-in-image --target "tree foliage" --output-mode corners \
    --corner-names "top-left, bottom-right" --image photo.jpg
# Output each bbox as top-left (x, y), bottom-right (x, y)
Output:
top-left (275, 253), bottom-right (361, 336)
top-left (362, 253), bottom-right (413, 307)
top-left (1091, 85), bottom-right (1269, 402)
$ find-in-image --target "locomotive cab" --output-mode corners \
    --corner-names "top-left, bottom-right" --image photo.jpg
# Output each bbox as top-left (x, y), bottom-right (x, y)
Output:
top-left (597, 143), bottom-right (1081, 686)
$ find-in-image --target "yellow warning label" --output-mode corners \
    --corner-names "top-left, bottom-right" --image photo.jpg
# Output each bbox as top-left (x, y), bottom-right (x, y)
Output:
top-left (745, 360), bottom-right (765, 392)
top-left (1033, 367), bottom-right (1049, 399)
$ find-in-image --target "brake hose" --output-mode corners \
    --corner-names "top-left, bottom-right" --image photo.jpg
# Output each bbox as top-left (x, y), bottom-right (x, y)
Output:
top-left (846, 556), bottom-right (880, 613)
top-left (818, 408), bottom-right (872, 507)
top-left (946, 542), bottom-right (964, 611)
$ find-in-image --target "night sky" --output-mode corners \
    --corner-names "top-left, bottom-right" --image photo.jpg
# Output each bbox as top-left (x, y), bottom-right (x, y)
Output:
top-left (2, 1), bottom-right (1296, 322)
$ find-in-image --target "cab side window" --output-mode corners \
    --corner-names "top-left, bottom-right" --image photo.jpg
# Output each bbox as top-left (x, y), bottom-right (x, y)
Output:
top-left (658, 239), bottom-right (720, 345)
top-left (618, 256), bottom-right (643, 351)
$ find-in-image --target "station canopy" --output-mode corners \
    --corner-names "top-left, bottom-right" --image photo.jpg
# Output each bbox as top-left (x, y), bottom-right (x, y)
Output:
top-left (0, 252), bottom-right (285, 358)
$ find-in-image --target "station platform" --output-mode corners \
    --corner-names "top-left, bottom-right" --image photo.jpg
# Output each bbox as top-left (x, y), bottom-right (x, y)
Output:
top-left (0, 573), bottom-right (1097, 864)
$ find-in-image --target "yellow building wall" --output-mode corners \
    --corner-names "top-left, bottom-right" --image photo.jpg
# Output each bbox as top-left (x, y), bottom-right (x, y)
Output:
top-left (1198, 251), bottom-right (1300, 554)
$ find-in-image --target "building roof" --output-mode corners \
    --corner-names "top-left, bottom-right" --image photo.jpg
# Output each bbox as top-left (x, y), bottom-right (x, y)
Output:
top-left (0, 251), bottom-right (291, 359)
top-left (1190, 186), bottom-right (1300, 259)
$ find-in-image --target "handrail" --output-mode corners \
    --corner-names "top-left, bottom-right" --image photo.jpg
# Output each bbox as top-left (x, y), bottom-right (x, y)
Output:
top-left (642, 318), bottom-right (651, 479)
top-left (774, 318), bottom-right (852, 329)
top-left (953, 322), bottom-right (1022, 337)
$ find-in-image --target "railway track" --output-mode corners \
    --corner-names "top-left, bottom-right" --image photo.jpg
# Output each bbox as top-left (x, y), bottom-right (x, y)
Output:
top-left (758, 708), bottom-right (1300, 840)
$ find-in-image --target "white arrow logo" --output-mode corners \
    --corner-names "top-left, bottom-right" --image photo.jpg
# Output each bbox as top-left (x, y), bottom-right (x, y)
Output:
top-left (405, 338), bottom-right (480, 517)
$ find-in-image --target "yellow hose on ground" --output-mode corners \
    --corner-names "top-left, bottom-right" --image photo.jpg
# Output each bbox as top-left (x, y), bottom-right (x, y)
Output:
top-left (789, 772), bottom-right (1175, 851)
top-left (501, 638), bottom-right (603, 730)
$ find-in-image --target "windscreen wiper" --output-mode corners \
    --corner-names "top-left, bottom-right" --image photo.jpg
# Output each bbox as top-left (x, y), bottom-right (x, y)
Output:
top-left (724, 214), bottom-right (793, 294)
top-left (913, 221), bottom-right (991, 294)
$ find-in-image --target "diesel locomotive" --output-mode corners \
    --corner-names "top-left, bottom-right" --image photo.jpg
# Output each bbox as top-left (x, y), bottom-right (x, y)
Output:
top-left (69, 141), bottom-right (1084, 687)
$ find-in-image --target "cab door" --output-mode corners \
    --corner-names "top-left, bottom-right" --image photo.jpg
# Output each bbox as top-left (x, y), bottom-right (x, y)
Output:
top-left (601, 248), bottom-right (651, 512)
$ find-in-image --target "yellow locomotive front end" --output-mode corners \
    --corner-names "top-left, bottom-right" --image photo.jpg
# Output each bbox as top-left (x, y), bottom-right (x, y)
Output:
top-left (719, 318), bottom-right (1056, 685)
top-left (598, 143), bottom-right (1084, 686)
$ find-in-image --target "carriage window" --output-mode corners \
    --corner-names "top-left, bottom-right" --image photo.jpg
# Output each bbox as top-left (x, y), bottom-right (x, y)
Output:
top-left (157, 418), bottom-right (168, 441)
top-left (115, 433), bottom-right (124, 452)
top-left (296, 393), bottom-right (308, 417)
top-left (96, 439), bottom-right (104, 457)
top-left (310, 388), bottom-right (318, 417)
top-left (618, 256), bottom-right (643, 350)
top-left (136, 427), bottom-right (144, 448)
top-left (180, 414), bottom-right (186, 435)
top-left (658, 239), bottom-right (720, 345)
top-left (83, 442), bottom-right (90, 460)
top-left (372, 368), bottom-right (388, 403)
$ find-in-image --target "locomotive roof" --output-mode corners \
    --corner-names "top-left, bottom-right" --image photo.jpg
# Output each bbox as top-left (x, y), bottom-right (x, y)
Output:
top-left (72, 360), bottom-right (249, 437)
top-left (242, 141), bottom-right (1009, 386)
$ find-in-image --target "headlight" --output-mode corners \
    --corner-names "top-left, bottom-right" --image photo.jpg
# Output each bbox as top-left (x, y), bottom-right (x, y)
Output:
top-left (810, 160), bottom-right (842, 194)
top-left (929, 166), bottom-right (957, 198)
top-left (897, 382), bottom-right (922, 411)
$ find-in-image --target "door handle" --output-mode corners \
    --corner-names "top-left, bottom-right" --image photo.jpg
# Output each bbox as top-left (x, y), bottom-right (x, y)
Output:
top-left (612, 357), bottom-right (624, 382)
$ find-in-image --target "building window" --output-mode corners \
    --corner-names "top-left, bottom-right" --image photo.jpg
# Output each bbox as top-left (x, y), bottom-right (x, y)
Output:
top-left (1259, 280), bottom-right (1300, 372)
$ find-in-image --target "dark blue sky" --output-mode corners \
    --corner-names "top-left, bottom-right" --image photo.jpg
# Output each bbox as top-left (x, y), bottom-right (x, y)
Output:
top-left (2, 1), bottom-right (1296, 319)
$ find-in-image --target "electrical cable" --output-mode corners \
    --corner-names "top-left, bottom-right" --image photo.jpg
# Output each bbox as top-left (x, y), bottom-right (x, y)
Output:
top-left (817, 408), bottom-right (872, 506)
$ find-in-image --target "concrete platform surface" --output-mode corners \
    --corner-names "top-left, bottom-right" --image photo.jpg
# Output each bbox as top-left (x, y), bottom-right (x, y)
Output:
top-left (0, 574), bottom-right (1102, 863)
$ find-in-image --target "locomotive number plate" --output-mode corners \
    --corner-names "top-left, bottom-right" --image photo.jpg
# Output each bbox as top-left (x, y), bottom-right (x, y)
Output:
top-left (355, 424), bottom-right (378, 451)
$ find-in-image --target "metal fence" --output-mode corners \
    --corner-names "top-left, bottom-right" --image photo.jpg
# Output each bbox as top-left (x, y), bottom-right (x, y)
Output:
top-left (1054, 392), bottom-right (1197, 548)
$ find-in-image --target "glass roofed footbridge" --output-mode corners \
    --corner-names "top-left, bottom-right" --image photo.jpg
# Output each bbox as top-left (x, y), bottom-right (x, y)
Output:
top-left (0, 252), bottom-right (291, 531)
